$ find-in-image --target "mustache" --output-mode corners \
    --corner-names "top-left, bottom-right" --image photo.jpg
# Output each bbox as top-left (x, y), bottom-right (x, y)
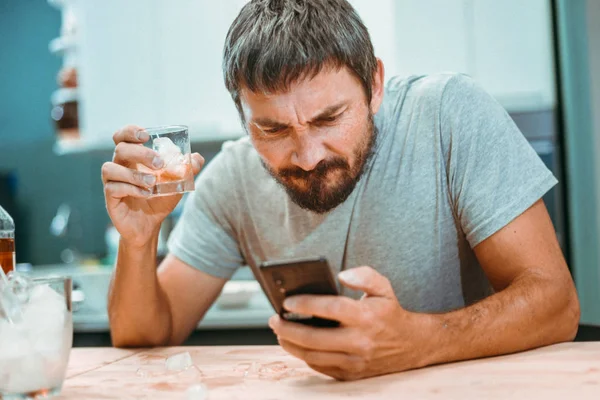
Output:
top-left (277, 157), bottom-right (350, 180)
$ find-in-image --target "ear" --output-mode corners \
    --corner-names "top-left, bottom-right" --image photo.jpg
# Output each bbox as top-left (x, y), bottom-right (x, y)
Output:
top-left (369, 58), bottom-right (385, 115)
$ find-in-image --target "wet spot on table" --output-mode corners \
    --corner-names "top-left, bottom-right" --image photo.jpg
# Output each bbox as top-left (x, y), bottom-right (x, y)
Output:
top-left (139, 354), bottom-right (167, 361)
top-left (203, 375), bottom-right (245, 388)
top-left (150, 382), bottom-right (190, 391)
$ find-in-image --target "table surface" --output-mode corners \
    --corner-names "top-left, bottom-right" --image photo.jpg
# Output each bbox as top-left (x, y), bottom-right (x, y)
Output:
top-left (57, 343), bottom-right (600, 399)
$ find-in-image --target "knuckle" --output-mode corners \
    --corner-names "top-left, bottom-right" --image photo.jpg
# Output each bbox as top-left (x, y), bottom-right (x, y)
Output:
top-left (114, 142), bottom-right (125, 157)
top-left (112, 129), bottom-right (120, 144)
top-left (349, 356), bottom-right (367, 374)
top-left (355, 337), bottom-right (375, 360)
top-left (131, 170), bottom-right (144, 185)
top-left (302, 350), bottom-right (317, 364)
top-left (336, 369), bottom-right (357, 382)
top-left (382, 301), bottom-right (396, 316)
top-left (359, 307), bottom-right (376, 325)
top-left (124, 124), bottom-right (139, 133)
top-left (324, 300), bottom-right (340, 317)
top-left (307, 363), bottom-right (331, 378)
top-left (101, 162), bottom-right (112, 179)
top-left (382, 278), bottom-right (394, 293)
top-left (296, 347), bottom-right (309, 362)
top-left (147, 149), bottom-right (156, 163)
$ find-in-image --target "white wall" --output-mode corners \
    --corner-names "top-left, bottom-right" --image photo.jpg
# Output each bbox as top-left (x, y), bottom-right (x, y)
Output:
top-left (72, 0), bottom-right (557, 150)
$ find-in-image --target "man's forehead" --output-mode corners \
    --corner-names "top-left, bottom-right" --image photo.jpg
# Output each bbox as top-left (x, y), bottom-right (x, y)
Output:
top-left (239, 67), bottom-right (362, 121)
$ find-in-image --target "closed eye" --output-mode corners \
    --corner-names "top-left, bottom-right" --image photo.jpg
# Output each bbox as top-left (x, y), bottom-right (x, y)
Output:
top-left (251, 121), bottom-right (288, 136)
top-left (314, 112), bottom-right (343, 126)
top-left (262, 126), bottom-right (285, 135)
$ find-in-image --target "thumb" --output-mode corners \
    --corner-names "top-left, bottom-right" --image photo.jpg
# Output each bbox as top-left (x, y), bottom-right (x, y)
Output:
top-left (191, 153), bottom-right (205, 175)
top-left (338, 266), bottom-right (395, 298)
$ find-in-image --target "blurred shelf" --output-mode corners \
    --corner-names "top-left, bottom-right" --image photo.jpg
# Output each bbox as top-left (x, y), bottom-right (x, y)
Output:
top-left (53, 132), bottom-right (244, 156)
top-left (53, 137), bottom-right (88, 156)
top-left (71, 294), bottom-right (272, 332)
top-left (49, 36), bottom-right (77, 55)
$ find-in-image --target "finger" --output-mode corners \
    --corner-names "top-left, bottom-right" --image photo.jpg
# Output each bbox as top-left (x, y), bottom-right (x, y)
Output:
top-left (306, 364), bottom-right (351, 381)
top-left (101, 162), bottom-right (157, 188)
top-left (191, 153), bottom-right (205, 175)
top-left (112, 124), bottom-right (148, 145)
top-left (104, 181), bottom-right (152, 200)
top-left (282, 295), bottom-right (363, 326)
top-left (269, 315), bottom-right (357, 353)
top-left (278, 338), bottom-right (361, 370)
top-left (113, 142), bottom-right (164, 170)
top-left (338, 266), bottom-right (395, 298)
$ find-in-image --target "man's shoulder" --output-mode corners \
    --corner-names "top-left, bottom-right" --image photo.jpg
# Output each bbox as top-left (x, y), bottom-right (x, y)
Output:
top-left (219, 135), bottom-right (254, 157)
top-left (378, 73), bottom-right (478, 131)
top-left (385, 72), bottom-right (472, 102)
top-left (213, 135), bottom-right (259, 169)
top-left (204, 135), bottom-right (266, 183)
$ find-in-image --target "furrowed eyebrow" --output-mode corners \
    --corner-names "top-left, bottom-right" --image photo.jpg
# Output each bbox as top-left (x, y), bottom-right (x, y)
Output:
top-left (250, 101), bottom-right (348, 129)
top-left (309, 102), bottom-right (347, 122)
top-left (251, 118), bottom-right (290, 129)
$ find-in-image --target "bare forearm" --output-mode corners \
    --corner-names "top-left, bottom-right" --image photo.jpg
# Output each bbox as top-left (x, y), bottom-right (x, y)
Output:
top-left (420, 272), bottom-right (579, 367)
top-left (108, 231), bottom-right (173, 347)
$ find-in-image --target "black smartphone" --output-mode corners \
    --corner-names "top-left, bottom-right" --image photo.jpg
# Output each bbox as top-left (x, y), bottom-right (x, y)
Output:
top-left (258, 256), bottom-right (340, 328)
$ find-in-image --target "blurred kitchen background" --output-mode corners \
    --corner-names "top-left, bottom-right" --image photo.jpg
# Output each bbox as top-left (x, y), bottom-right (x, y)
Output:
top-left (0, 0), bottom-right (599, 346)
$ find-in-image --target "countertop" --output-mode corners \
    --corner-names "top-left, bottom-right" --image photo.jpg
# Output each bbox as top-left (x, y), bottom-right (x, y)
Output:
top-left (57, 342), bottom-right (600, 399)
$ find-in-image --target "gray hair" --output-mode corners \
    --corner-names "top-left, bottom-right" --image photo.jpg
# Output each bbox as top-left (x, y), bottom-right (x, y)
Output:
top-left (223, 0), bottom-right (377, 121)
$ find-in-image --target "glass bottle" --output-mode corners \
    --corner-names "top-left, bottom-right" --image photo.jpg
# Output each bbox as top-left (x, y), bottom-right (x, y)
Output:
top-left (0, 205), bottom-right (15, 274)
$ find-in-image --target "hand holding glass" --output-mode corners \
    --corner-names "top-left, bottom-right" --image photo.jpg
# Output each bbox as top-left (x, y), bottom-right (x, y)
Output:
top-left (137, 125), bottom-right (195, 196)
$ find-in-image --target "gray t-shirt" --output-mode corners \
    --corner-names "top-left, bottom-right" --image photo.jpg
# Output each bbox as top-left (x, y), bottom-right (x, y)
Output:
top-left (168, 73), bottom-right (557, 313)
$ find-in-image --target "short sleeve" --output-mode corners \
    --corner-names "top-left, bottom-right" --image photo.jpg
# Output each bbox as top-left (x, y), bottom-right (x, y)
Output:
top-left (441, 74), bottom-right (557, 247)
top-left (167, 148), bottom-right (244, 279)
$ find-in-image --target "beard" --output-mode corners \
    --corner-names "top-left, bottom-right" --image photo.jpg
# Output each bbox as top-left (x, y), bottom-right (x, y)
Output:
top-left (261, 112), bottom-right (377, 214)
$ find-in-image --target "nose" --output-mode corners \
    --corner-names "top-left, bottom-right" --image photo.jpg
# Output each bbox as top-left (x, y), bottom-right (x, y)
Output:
top-left (290, 133), bottom-right (327, 171)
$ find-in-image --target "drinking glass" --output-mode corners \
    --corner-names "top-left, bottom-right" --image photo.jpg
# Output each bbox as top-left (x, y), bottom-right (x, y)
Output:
top-left (138, 125), bottom-right (195, 196)
top-left (0, 276), bottom-right (73, 399)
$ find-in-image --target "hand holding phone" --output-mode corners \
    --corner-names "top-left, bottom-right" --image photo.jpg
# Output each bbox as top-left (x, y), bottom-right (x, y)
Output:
top-left (258, 256), bottom-right (340, 327)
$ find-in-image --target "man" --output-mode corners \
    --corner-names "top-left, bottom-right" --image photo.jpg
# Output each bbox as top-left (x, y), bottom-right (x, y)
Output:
top-left (102, 0), bottom-right (579, 381)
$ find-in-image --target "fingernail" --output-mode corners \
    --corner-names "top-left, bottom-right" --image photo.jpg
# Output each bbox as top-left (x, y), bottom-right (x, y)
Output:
top-left (283, 298), bottom-right (296, 310)
top-left (136, 130), bottom-right (149, 141)
top-left (152, 156), bottom-right (164, 169)
top-left (144, 175), bottom-right (156, 186)
top-left (143, 188), bottom-right (153, 196)
top-left (338, 270), bottom-right (360, 285)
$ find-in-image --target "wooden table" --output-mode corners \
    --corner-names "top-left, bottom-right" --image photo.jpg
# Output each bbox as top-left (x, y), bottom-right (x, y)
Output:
top-left (57, 343), bottom-right (600, 399)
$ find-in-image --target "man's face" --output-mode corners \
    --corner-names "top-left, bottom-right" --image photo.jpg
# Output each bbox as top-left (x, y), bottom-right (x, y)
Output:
top-left (240, 65), bottom-right (383, 213)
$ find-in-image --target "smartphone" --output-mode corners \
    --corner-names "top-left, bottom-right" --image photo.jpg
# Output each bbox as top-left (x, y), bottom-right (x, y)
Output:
top-left (258, 256), bottom-right (340, 327)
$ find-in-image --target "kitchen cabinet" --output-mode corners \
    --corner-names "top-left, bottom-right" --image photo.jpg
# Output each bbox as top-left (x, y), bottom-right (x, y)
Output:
top-left (74, 0), bottom-right (247, 151)
top-left (393, 0), bottom-right (472, 78)
top-left (391, 0), bottom-right (556, 112)
top-left (471, 0), bottom-right (556, 112)
top-left (349, 0), bottom-right (399, 81)
top-left (61, 0), bottom-right (556, 153)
